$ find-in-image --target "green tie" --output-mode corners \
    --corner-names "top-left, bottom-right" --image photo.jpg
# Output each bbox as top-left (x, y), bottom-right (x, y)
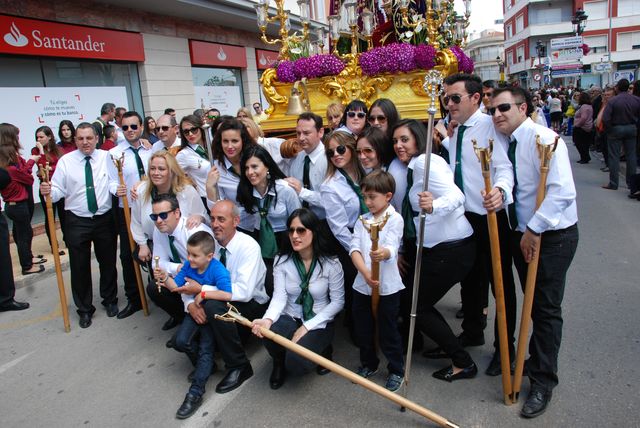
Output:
top-left (507, 137), bottom-right (518, 230)
top-left (454, 125), bottom-right (467, 193)
top-left (302, 155), bottom-right (311, 208)
top-left (256, 194), bottom-right (278, 259)
top-left (194, 145), bottom-right (208, 160)
top-left (129, 146), bottom-right (145, 179)
top-left (168, 235), bottom-right (181, 264)
top-left (401, 167), bottom-right (416, 240)
top-left (293, 254), bottom-right (317, 321)
top-left (219, 247), bottom-right (227, 267)
top-left (84, 156), bottom-right (98, 214)
top-left (338, 169), bottom-right (369, 215)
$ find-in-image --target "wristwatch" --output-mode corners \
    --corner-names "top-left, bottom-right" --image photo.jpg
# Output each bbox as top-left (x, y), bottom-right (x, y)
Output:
top-left (498, 187), bottom-right (506, 202)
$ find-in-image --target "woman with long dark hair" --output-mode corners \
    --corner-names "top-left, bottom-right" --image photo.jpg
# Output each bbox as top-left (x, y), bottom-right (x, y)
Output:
top-left (142, 116), bottom-right (159, 144)
top-left (237, 145), bottom-right (301, 296)
top-left (57, 120), bottom-right (76, 154)
top-left (251, 208), bottom-right (344, 389)
top-left (175, 114), bottom-right (211, 208)
top-left (356, 127), bottom-right (388, 173)
top-left (0, 123), bottom-right (44, 275)
top-left (368, 98), bottom-right (400, 165)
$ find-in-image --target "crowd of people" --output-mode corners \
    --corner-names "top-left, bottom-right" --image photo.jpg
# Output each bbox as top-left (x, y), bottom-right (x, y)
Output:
top-left (0, 72), bottom-right (598, 420)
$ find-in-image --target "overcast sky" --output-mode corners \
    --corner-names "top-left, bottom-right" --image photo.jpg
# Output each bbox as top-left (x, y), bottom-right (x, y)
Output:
top-left (455, 0), bottom-right (505, 36)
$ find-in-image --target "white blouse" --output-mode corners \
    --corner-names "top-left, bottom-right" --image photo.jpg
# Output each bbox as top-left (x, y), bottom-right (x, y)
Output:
top-left (320, 170), bottom-right (362, 252)
top-left (175, 143), bottom-right (211, 198)
top-left (214, 158), bottom-right (255, 232)
top-left (251, 179), bottom-right (301, 233)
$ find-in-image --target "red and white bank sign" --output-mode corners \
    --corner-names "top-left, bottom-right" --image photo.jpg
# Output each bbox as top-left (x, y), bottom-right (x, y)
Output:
top-left (0, 14), bottom-right (144, 61)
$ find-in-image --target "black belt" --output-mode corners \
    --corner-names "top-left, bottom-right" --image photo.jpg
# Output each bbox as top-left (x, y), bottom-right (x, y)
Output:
top-left (429, 235), bottom-right (474, 251)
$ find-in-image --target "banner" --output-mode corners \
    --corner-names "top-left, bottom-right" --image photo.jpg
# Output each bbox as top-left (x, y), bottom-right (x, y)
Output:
top-left (194, 86), bottom-right (242, 116)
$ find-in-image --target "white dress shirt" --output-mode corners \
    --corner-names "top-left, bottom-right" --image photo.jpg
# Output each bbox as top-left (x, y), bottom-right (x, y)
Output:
top-left (387, 157), bottom-right (410, 213)
top-left (288, 142), bottom-right (328, 220)
top-left (509, 118), bottom-right (578, 233)
top-left (350, 205), bottom-right (405, 296)
top-left (409, 153), bottom-right (473, 248)
top-left (448, 109), bottom-right (514, 214)
top-left (49, 149), bottom-right (113, 217)
top-left (257, 137), bottom-right (290, 175)
top-left (152, 216), bottom-right (213, 277)
top-left (151, 137), bottom-right (181, 153)
top-left (108, 141), bottom-right (153, 207)
top-left (251, 179), bottom-right (301, 233)
top-left (264, 255), bottom-right (344, 331)
top-left (321, 170), bottom-right (363, 251)
top-left (130, 180), bottom-right (207, 245)
top-left (214, 158), bottom-right (255, 231)
top-left (175, 143), bottom-right (211, 198)
top-left (215, 231), bottom-right (269, 304)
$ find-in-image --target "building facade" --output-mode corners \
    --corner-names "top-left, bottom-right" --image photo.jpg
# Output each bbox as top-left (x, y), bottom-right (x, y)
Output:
top-left (466, 30), bottom-right (505, 82)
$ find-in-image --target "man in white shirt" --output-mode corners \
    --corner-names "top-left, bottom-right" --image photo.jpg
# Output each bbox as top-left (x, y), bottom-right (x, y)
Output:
top-left (491, 86), bottom-right (579, 419)
top-left (113, 106), bottom-right (127, 145)
top-left (108, 111), bottom-right (153, 319)
top-left (205, 200), bottom-right (269, 394)
top-left (441, 73), bottom-right (517, 377)
top-left (40, 123), bottom-right (125, 328)
top-left (152, 114), bottom-right (182, 153)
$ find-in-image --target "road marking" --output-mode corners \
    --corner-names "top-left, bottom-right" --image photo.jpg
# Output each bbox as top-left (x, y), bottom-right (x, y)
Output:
top-left (0, 351), bottom-right (35, 375)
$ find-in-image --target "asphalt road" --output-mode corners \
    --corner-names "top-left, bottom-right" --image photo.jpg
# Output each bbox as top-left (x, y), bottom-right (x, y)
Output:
top-left (1, 144), bottom-right (639, 428)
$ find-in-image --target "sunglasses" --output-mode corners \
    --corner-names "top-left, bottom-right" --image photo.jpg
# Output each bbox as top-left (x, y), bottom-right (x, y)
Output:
top-left (182, 127), bottom-right (200, 136)
top-left (443, 94), bottom-right (472, 105)
top-left (288, 226), bottom-right (309, 236)
top-left (149, 209), bottom-right (175, 221)
top-left (482, 92), bottom-right (493, 98)
top-left (207, 115), bottom-right (219, 119)
top-left (368, 115), bottom-right (387, 123)
top-left (158, 126), bottom-right (173, 132)
top-left (488, 103), bottom-right (521, 116)
top-left (326, 145), bottom-right (347, 158)
top-left (121, 124), bottom-right (139, 131)
top-left (347, 111), bottom-right (366, 119)
top-left (356, 147), bottom-right (375, 155)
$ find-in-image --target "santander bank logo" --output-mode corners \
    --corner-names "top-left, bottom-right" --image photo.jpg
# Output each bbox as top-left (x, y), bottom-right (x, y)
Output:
top-left (4, 22), bottom-right (29, 47)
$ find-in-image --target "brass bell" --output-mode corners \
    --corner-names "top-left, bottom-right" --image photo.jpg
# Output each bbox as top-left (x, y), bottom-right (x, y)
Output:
top-left (286, 79), bottom-right (310, 115)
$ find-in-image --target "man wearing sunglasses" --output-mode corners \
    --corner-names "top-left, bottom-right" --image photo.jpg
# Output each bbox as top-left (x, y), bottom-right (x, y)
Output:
top-left (439, 74), bottom-right (517, 380)
top-left (108, 111), bottom-right (154, 319)
top-left (491, 86), bottom-right (578, 418)
top-left (252, 102), bottom-right (268, 125)
top-left (481, 80), bottom-right (496, 114)
top-left (152, 114), bottom-right (182, 154)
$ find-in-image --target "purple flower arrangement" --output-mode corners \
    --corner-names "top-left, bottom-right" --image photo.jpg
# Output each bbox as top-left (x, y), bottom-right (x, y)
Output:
top-left (450, 46), bottom-right (475, 74)
top-left (276, 54), bottom-right (345, 83)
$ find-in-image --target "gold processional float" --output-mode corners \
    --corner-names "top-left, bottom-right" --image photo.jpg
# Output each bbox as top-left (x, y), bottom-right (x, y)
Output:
top-left (253, 0), bottom-right (475, 133)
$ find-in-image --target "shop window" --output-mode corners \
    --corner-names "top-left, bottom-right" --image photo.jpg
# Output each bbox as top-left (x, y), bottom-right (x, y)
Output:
top-left (192, 67), bottom-right (244, 116)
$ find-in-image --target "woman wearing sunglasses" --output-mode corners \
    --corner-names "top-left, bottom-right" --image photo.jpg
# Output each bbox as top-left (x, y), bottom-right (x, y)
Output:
top-left (356, 127), bottom-right (388, 173)
top-left (335, 100), bottom-right (369, 138)
top-left (237, 145), bottom-right (301, 296)
top-left (130, 150), bottom-right (208, 330)
top-left (176, 115), bottom-right (211, 209)
top-left (368, 98), bottom-right (401, 165)
top-left (251, 208), bottom-right (344, 389)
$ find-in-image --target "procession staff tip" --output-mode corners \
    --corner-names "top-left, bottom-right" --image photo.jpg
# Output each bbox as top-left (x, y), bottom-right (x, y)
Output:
top-left (202, 123), bottom-right (215, 167)
top-left (154, 256), bottom-right (161, 293)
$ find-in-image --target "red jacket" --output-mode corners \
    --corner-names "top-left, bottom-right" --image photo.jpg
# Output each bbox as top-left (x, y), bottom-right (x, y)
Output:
top-left (31, 147), bottom-right (61, 180)
top-left (0, 156), bottom-right (35, 202)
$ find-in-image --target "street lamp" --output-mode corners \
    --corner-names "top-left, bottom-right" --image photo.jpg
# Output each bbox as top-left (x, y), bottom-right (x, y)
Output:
top-left (496, 55), bottom-right (505, 84)
top-left (572, 8), bottom-right (588, 36)
top-left (535, 40), bottom-right (546, 88)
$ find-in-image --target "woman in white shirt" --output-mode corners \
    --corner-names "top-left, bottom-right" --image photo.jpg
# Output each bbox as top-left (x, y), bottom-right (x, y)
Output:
top-left (237, 145), bottom-right (301, 296)
top-left (252, 208), bottom-right (344, 389)
top-left (175, 114), bottom-right (211, 209)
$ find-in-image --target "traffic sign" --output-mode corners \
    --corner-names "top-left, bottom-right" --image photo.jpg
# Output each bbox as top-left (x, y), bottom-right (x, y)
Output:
top-left (533, 73), bottom-right (542, 82)
top-left (593, 62), bottom-right (613, 74)
top-left (550, 36), bottom-right (583, 50)
top-left (613, 71), bottom-right (635, 83)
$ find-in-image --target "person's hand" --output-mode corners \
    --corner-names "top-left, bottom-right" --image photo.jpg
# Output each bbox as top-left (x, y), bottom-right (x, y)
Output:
top-left (418, 191), bottom-right (434, 214)
top-left (30, 154), bottom-right (41, 162)
top-left (40, 182), bottom-right (51, 196)
top-left (188, 303), bottom-right (207, 325)
top-left (520, 229), bottom-right (541, 263)
top-left (207, 165), bottom-right (220, 187)
top-left (369, 247), bottom-right (388, 263)
top-left (137, 244), bottom-right (151, 263)
top-left (130, 181), bottom-right (142, 201)
top-left (363, 269), bottom-right (380, 289)
top-left (140, 138), bottom-right (152, 150)
top-left (291, 325), bottom-right (308, 343)
top-left (447, 120), bottom-right (459, 138)
top-left (173, 278), bottom-right (202, 295)
top-left (36, 141), bottom-right (45, 155)
top-left (284, 177), bottom-right (302, 194)
top-left (186, 214), bottom-right (203, 229)
top-left (482, 187), bottom-right (503, 212)
top-left (251, 318), bottom-right (273, 338)
top-left (194, 292), bottom-right (204, 307)
top-left (116, 184), bottom-right (127, 197)
top-left (397, 253), bottom-right (409, 277)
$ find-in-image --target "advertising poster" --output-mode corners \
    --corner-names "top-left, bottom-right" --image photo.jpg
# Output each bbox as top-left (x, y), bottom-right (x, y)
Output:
top-left (194, 86), bottom-right (242, 116)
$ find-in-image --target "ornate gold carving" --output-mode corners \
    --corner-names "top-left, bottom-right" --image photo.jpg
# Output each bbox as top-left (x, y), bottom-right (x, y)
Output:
top-left (260, 68), bottom-right (287, 116)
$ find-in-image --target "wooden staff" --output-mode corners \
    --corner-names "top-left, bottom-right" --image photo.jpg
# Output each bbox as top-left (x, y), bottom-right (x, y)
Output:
top-left (472, 139), bottom-right (512, 405)
top-left (154, 256), bottom-right (161, 293)
top-left (39, 163), bottom-right (71, 333)
top-left (112, 153), bottom-right (149, 316)
top-left (216, 304), bottom-right (460, 428)
top-left (358, 212), bottom-right (390, 318)
top-left (511, 135), bottom-right (559, 402)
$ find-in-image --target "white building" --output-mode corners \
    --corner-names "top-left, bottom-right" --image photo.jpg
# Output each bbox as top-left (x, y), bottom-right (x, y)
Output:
top-left (466, 30), bottom-right (505, 82)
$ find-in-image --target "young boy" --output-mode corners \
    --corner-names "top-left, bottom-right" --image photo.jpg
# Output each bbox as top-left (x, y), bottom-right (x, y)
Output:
top-left (100, 125), bottom-right (117, 151)
top-left (349, 170), bottom-right (405, 392)
top-left (156, 231), bottom-right (232, 419)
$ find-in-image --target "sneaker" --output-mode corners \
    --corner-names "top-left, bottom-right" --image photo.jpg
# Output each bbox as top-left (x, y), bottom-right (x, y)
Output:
top-left (385, 373), bottom-right (404, 392)
top-left (355, 366), bottom-right (378, 379)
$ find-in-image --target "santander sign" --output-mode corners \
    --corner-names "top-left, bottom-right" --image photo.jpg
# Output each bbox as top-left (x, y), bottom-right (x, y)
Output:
top-left (1, 14), bottom-right (144, 61)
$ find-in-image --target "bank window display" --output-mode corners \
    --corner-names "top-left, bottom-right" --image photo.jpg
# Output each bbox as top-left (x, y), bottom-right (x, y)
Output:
top-left (192, 67), bottom-right (244, 116)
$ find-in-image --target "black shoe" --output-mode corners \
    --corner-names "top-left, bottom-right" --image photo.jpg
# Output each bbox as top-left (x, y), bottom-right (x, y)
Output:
top-left (105, 303), bottom-right (119, 318)
top-left (162, 316), bottom-right (180, 331)
top-left (422, 346), bottom-right (448, 359)
top-left (166, 338), bottom-right (175, 349)
top-left (457, 332), bottom-right (485, 347)
top-left (455, 308), bottom-right (464, 319)
top-left (175, 393), bottom-right (203, 419)
top-left (215, 364), bottom-right (253, 394)
top-left (79, 313), bottom-right (92, 329)
top-left (117, 301), bottom-right (142, 319)
top-left (0, 300), bottom-right (30, 312)
top-left (316, 345), bottom-right (332, 375)
top-left (485, 352), bottom-right (516, 376)
top-left (521, 388), bottom-right (552, 418)
top-left (269, 361), bottom-right (286, 389)
top-left (22, 265), bottom-right (45, 275)
top-left (432, 363), bottom-right (478, 382)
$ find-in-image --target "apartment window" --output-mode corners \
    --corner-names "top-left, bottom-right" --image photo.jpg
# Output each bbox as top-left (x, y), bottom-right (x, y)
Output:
top-left (583, 0), bottom-right (608, 19)
top-left (618, 0), bottom-right (640, 16)
top-left (504, 0), bottom-right (512, 11)
top-left (584, 35), bottom-right (608, 53)
top-left (516, 46), bottom-right (524, 63)
top-left (506, 24), bottom-right (512, 40)
top-left (515, 15), bottom-right (524, 33)
top-left (507, 51), bottom-right (514, 66)
top-left (617, 31), bottom-right (640, 51)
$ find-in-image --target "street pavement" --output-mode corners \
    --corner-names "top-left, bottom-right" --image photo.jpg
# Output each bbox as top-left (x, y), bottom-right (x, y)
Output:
top-left (1, 141), bottom-right (639, 428)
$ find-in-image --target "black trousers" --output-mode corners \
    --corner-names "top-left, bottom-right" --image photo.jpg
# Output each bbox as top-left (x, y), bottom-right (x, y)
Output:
top-left (65, 210), bottom-right (118, 315)
top-left (352, 290), bottom-right (404, 376)
top-left (264, 315), bottom-right (335, 376)
top-left (0, 211), bottom-right (17, 305)
top-left (116, 207), bottom-right (141, 305)
top-left (511, 224), bottom-right (578, 392)
top-left (416, 237), bottom-right (476, 368)
top-left (398, 238), bottom-right (423, 351)
top-left (146, 283), bottom-right (185, 322)
top-left (204, 299), bottom-right (266, 369)
top-left (39, 192), bottom-right (66, 248)
top-left (4, 201), bottom-right (34, 271)
top-left (462, 211), bottom-right (517, 355)
top-left (573, 127), bottom-right (592, 162)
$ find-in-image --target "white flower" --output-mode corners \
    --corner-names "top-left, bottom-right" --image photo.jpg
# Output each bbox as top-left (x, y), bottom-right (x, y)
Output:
top-left (412, 14), bottom-right (421, 23)
top-left (415, 23), bottom-right (424, 33)
top-left (290, 47), bottom-right (302, 54)
top-left (404, 31), bottom-right (414, 39)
